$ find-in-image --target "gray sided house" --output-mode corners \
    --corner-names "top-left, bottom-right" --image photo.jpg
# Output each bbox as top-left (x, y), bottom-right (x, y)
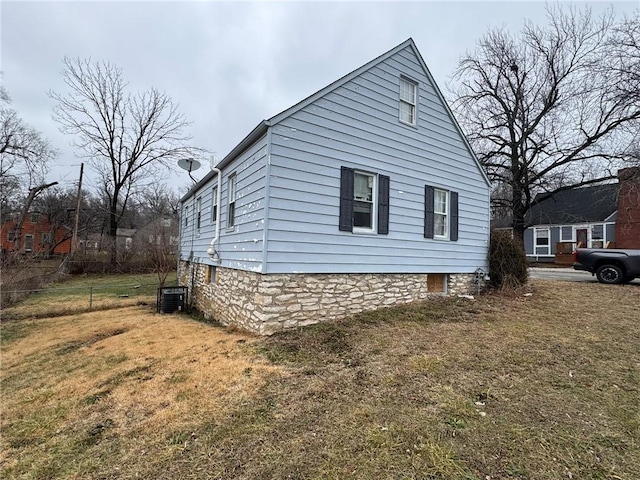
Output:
top-left (524, 184), bottom-right (618, 262)
top-left (179, 39), bottom-right (491, 334)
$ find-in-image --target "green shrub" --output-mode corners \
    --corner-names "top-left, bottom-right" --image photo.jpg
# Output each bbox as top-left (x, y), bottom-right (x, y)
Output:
top-left (488, 230), bottom-right (528, 289)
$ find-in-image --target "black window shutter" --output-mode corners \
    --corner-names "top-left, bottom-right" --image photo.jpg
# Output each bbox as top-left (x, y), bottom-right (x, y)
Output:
top-left (424, 185), bottom-right (434, 239)
top-left (339, 167), bottom-right (354, 232)
top-left (450, 191), bottom-right (459, 241)
top-left (378, 175), bottom-right (390, 235)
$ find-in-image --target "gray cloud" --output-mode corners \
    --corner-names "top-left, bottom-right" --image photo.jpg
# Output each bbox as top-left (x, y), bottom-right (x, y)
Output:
top-left (2, 1), bottom-right (635, 193)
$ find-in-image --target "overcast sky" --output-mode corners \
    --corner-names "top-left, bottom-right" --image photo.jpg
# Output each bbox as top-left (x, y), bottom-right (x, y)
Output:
top-left (2, 0), bottom-right (638, 195)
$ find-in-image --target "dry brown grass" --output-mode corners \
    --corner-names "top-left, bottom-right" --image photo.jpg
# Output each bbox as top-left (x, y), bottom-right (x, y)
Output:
top-left (2, 279), bottom-right (639, 479)
top-left (1, 307), bottom-right (280, 479)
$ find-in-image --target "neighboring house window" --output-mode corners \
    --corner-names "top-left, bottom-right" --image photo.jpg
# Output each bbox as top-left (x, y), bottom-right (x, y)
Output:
top-left (211, 185), bottom-right (218, 223)
top-left (196, 197), bottom-right (202, 230)
top-left (41, 232), bottom-right (52, 245)
top-left (591, 224), bottom-right (604, 248)
top-left (560, 226), bottom-right (573, 242)
top-left (161, 218), bottom-right (171, 228)
top-left (424, 186), bottom-right (458, 241)
top-left (7, 230), bottom-right (17, 242)
top-left (227, 174), bottom-right (237, 229)
top-left (339, 166), bottom-right (390, 234)
top-left (24, 234), bottom-right (34, 252)
top-left (534, 228), bottom-right (550, 255)
top-left (31, 213), bottom-right (40, 223)
top-left (399, 77), bottom-right (417, 126)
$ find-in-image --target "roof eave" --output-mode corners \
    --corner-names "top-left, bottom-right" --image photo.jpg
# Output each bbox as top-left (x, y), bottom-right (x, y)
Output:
top-left (180, 121), bottom-right (270, 202)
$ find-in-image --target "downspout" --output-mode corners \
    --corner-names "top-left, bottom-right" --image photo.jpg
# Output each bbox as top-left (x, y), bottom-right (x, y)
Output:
top-left (207, 155), bottom-right (222, 262)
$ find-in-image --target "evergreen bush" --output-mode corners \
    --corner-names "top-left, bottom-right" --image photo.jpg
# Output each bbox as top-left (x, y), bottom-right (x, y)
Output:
top-left (488, 230), bottom-right (528, 289)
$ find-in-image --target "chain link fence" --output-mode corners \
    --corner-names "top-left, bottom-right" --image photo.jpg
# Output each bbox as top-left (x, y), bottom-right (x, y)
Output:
top-left (1, 280), bottom-right (172, 321)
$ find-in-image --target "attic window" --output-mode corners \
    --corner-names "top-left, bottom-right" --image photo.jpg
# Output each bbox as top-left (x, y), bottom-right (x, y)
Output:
top-left (399, 77), bottom-right (417, 126)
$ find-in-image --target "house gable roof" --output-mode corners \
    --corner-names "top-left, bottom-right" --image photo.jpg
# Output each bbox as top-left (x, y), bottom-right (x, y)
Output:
top-left (525, 183), bottom-right (618, 226)
top-left (183, 38), bottom-right (489, 201)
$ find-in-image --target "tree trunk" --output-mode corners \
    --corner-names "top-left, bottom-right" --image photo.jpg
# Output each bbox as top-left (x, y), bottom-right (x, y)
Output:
top-left (108, 207), bottom-right (118, 266)
top-left (12, 182), bottom-right (58, 252)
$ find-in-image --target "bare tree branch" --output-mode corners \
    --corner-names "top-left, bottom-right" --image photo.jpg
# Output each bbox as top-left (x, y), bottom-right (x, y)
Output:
top-left (50, 58), bottom-right (203, 264)
top-left (451, 5), bottom-right (640, 240)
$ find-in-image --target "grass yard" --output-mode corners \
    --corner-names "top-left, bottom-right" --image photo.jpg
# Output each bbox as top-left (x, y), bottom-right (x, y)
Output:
top-left (1, 272), bottom-right (177, 321)
top-left (1, 279), bottom-right (639, 479)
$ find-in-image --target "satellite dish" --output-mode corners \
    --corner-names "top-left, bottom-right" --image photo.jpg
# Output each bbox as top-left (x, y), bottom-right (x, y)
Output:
top-left (177, 158), bottom-right (201, 172)
top-left (177, 158), bottom-right (201, 183)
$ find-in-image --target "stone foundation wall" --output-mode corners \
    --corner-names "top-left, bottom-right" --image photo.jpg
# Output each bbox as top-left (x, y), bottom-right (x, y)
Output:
top-left (179, 261), bottom-right (477, 335)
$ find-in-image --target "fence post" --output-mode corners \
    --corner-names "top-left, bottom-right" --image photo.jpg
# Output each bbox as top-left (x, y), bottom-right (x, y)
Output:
top-left (89, 286), bottom-right (93, 310)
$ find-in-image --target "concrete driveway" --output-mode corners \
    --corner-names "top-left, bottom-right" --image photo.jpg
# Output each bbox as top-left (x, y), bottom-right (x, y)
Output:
top-left (529, 267), bottom-right (640, 284)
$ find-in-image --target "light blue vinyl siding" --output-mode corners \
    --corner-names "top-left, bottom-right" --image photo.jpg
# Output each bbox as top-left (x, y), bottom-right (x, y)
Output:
top-left (264, 45), bottom-right (489, 274)
top-left (179, 136), bottom-right (268, 271)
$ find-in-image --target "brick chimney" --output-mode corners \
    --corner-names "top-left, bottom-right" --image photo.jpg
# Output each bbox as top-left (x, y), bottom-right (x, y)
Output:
top-left (615, 167), bottom-right (640, 249)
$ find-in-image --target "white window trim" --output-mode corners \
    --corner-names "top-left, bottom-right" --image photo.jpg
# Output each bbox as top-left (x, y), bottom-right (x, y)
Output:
top-left (211, 185), bottom-right (218, 223)
top-left (227, 173), bottom-right (237, 231)
top-left (533, 227), bottom-right (551, 256)
top-left (434, 188), bottom-right (449, 240)
top-left (196, 197), bottom-right (202, 235)
top-left (559, 225), bottom-right (574, 242)
top-left (352, 171), bottom-right (377, 234)
top-left (399, 77), bottom-right (417, 126)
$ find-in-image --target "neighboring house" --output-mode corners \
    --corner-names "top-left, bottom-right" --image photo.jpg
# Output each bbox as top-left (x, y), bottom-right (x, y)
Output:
top-left (615, 167), bottom-right (640, 249)
top-left (135, 217), bottom-right (179, 253)
top-left (523, 167), bottom-right (640, 261)
top-left (116, 228), bottom-right (137, 253)
top-left (1, 212), bottom-right (72, 257)
top-left (524, 184), bottom-right (618, 262)
top-left (179, 38), bottom-right (491, 334)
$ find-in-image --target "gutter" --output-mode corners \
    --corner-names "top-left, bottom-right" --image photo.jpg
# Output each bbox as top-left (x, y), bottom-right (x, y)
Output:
top-left (206, 156), bottom-right (222, 262)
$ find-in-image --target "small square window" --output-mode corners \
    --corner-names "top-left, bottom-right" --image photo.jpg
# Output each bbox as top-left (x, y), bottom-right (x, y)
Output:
top-left (206, 265), bottom-right (217, 284)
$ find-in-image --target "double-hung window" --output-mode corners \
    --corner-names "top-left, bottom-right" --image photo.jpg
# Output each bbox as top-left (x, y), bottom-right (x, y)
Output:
top-left (184, 205), bottom-right (189, 227)
top-left (24, 234), bottom-right (34, 252)
top-left (339, 167), bottom-right (390, 235)
top-left (433, 189), bottom-right (448, 238)
top-left (227, 174), bottom-right (237, 229)
top-left (211, 185), bottom-right (218, 223)
top-left (534, 228), bottom-right (550, 255)
top-left (399, 77), bottom-right (417, 126)
top-left (424, 186), bottom-right (458, 241)
top-left (196, 197), bottom-right (202, 231)
top-left (353, 172), bottom-right (376, 231)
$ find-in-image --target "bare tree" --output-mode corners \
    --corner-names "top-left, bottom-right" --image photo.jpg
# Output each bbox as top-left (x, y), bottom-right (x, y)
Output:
top-left (50, 58), bottom-right (199, 264)
top-left (1, 86), bottom-right (57, 255)
top-left (451, 6), bottom-right (640, 241)
top-left (135, 184), bottom-right (179, 287)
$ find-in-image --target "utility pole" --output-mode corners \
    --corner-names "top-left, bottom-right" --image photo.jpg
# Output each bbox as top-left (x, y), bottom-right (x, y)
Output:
top-left (71, 163), bottom-right (84, 254)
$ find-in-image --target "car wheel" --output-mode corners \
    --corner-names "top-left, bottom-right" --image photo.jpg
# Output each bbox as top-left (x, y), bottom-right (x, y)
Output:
top-left (595, 264), bottom-right (624, 284)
